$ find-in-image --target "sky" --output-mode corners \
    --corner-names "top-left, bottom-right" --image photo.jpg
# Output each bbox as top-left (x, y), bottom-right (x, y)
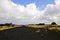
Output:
top-left (12, 0), bottom-right (55, 10)
top-left (0, 0), bottom-right (60, 24)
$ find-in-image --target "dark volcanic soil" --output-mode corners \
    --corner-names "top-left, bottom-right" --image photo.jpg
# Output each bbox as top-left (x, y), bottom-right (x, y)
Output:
top-left (0, 26), bottom-right (60, 40)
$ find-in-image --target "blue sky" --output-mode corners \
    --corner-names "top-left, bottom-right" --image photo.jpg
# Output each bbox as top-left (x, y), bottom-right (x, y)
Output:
top-left (12, 0), bottom-right (55, 10)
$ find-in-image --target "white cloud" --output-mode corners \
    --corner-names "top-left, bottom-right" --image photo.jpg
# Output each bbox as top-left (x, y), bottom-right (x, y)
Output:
top-left (0, 0), bottom-right (60, 24)
top-left (55, 0), bottom-right (60, 5)
top-left (0, 0), bottom-right (43, 24)
top-left (43, 0), bottom-right (60, 24)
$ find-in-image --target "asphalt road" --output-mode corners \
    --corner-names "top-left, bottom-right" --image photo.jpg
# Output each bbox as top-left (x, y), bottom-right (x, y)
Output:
top-left (0, 27), bottom-right (60, 40)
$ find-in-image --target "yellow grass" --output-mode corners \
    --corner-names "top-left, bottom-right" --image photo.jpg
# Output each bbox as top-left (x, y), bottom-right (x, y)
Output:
top-left (0, 24), bottom-right (60, 31)
top-left (27, 25), bottom-right (47, 28)
top-left (27, 24), bottom-right (60, 31)
top-left (0, 25), bottom-right (19, 30)
top-left (36, 29), bottom-right (40, 32)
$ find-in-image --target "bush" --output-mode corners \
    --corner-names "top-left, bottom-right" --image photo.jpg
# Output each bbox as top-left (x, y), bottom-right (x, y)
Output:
top-left (38, 23), bottom-right (45, 25)
top-left (51, 22), bottom-right (57, 25)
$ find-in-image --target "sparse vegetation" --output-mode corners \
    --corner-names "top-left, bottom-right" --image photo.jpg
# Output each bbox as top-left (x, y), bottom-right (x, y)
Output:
top-left (0, 23), bottom-right (19, 30)
top-left (0, 22), bottom-right (60, 31)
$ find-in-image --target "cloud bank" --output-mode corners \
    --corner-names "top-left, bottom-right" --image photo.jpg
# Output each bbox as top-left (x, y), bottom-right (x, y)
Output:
top-left (0, 0), bottom-right (60, 24)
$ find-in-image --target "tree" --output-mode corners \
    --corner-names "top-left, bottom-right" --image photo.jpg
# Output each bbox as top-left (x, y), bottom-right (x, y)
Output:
top-left (38, 23), bottom-right (45, 25)
top-left (51, 22), bottom-right (57, 25)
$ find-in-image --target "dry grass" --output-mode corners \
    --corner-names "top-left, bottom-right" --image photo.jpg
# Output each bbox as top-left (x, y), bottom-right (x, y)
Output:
top-left (0, 24), bottom-right (60, 31)
top-left (27, 24), bottom-right (60, 31)
top-left (27, 25), bottom-right (47, 28)
top-left (0, 25), bottom-right (19, 30)
top-left (36, 29), bottom-right (41, 32)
